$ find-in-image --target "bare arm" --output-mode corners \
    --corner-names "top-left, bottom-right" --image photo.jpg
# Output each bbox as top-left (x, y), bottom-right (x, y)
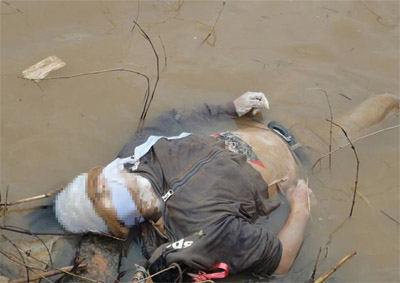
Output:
top-left (274, 180), bottom-right (310, 275)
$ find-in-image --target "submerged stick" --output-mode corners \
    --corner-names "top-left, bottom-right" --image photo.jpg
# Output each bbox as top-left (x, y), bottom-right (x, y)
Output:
top-left (201, 1), bottom-right (226, 47)
top-left (381, 210), bottom-right (400, 225)
top-left (2, 235), bottom-right (30, 282)
top-left (308, 87), bottom-right (333, 170)
top-left (0, 225), bottom-right (125, 241)
top-left (132, 20), bottom-right (160, 133)
top-left (314, 251), bottom-right (356, 283)
top-left (10, 263), bottom-right (87, 283)
top-left (0, 187), bottom-right (64, 207)
top-left (312, 125), bottom-right (400, 170)
top-left (327, 120), bottom-right (359, 217)
top-left (16, 247), bottom-right (98, 283)
top-left (159, 35), bottom-right (167, 71)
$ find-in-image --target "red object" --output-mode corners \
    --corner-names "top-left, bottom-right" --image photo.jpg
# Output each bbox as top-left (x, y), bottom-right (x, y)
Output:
top-left (192, 263), bottom-right (229, 282)
top-left (249, 160), bottom-right (265, 168)
top-left (213, 133), bottom-right (222, 137)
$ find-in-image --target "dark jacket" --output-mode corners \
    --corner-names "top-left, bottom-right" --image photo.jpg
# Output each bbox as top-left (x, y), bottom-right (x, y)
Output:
top-left (118, 102), bottom-right (282, 279)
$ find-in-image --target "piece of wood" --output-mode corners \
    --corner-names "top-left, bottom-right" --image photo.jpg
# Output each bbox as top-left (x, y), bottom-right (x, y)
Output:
top-left (314, 251), bottom-right (356, 283)
top-left (22, 56), bottom-right (66, 82)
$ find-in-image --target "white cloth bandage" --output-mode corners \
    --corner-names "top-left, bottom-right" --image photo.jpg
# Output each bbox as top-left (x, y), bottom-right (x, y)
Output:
top-left (54, 173), bottom-right (109, 233)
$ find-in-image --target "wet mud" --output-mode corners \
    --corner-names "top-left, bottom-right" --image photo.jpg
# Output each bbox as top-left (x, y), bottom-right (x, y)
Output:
top-left (1, 1), bottom-right (399, 282)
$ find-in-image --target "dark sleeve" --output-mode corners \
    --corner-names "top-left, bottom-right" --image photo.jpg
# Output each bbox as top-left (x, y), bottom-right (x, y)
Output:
top-left (118, 102), bottom-right (238, 158)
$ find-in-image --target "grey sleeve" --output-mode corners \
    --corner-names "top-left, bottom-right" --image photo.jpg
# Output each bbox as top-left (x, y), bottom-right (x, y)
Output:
top-left (118, 102), bottom-right (238, 158)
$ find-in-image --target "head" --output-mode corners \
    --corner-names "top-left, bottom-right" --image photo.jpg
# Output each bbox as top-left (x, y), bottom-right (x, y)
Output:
top-left (54, 172), bottom-right (109, 234)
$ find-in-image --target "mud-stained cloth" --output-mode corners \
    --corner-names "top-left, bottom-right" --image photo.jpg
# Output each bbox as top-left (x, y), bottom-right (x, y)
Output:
top-left (129, 134), bottom-right (282, 279)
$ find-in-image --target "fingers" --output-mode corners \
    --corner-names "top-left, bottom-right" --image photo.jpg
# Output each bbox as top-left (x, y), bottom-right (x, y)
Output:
top-left (246, 92), bottom-right (270, 110)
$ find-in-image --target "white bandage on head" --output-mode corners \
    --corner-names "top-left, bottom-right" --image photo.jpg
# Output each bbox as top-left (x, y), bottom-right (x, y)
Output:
top-left (54, 173), bottom-right (109, 234)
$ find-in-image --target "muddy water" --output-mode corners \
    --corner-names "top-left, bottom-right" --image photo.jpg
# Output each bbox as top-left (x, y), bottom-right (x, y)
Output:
top-left (1, 1), bottom-right (399, 282)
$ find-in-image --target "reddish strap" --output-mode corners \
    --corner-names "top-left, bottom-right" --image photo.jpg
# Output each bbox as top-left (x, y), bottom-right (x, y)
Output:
top-left (193, 263), bottom-right (229, 282)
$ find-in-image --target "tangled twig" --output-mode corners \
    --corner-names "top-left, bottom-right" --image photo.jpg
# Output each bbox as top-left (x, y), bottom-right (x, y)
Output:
top-left (326, 120), bottom-right (359, 217)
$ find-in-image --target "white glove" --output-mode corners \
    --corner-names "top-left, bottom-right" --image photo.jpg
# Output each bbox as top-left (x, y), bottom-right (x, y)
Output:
top-left (233, 91), bottom-right (270, 117)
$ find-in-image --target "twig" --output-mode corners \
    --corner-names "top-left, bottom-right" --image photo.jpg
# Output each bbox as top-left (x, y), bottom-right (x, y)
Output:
top-left (201, 1), bottom-right (226, 47)
top-left (0, 187), bottom-right (64, 207)
top-left (132, 20), bottom-right (160, 133)
top-left (312, 125), bottom-right (400, 169)
top-left (0, 224), bottom-right (125, 241)
top-left (0, 249), bottom-right (47, 274)
top-left (327, 120), bottom-right (359, 217)
top-left (16, 247), bottom-right (98, 283)
top-left (159, 35), bottom-right (167, 71)
top-left (308, 88), bottom-right (333, 170)
top-left (2, 235), bottom-right (30, 282)
top-left (1, 185), bottom-right (9, 217)
top-left (1, 1), bottom-right (23, 14)
top-left (126, 0), bottom-right (141, 54)
top-left (360, 1), bottom-right (397, 28)
top-left (338, 92), bottom-right (352, 101)
top-left (19, 264), bottom-right (86, 283)
top-left (29, 268), bottom-right (55, 283)
top-left (381, 210), bottom-right (400, 225)
top-left (314, 251), bottom-right (357, 283)
top-left (309, 247), bottom-right (323, 283)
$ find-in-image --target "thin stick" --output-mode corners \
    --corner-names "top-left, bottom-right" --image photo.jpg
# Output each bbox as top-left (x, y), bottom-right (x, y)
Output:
top-left (158, 35), bottom-right (167, 71)
top-left (18, 264), bottom-right (88, 283)
top-left (126, 0), bottom-right (141, 54)
top-left (0, 224), bottom-right (125, 241)
top-left (308, 87), bottom-right (333, 170)
top-left (338, 92), bottom-right (352, 101)
top-left (2, 225), bottom-right (54, 267)
top-left (2, 235), bottom-right (30, 282)
top-left (1, 1), bottom-right (23, 14)
top-left (327, 120), bottom-right (359, 217)
top-left (312, 125), bottom-right (400, 170)
top-left (0, 187), bottom-right (64, 207)
top-left (201, 1), bottom-right (226, 47)
top-left (0, 249), bottom-right (47, 273)
top-left (381, 210), bottom-right (400, 225)
top-left (314, 251), bottom-right (357, 283)
top-left (29, 268), bottom-right (55, 283)
top-left (16, 247), bottom-right (98, 283)
top-left (132, 20), bottom-right (160, 133)
top-left (309, 247), bottom-right (323, 283)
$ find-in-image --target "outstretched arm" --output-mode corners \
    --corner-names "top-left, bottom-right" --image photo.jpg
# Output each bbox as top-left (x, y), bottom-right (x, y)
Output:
top-left (275, 180), bottom-right (311, 275)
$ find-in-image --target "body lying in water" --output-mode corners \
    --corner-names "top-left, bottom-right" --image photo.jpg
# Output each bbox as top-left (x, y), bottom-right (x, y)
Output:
top-left (51, 91), bottom-right (398, 282)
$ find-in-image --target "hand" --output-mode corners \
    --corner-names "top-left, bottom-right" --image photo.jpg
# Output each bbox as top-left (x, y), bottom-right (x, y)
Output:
top-left (286, 179), bottom-right (312, 216)
top-left (233, 91), bottom-right (270, 117)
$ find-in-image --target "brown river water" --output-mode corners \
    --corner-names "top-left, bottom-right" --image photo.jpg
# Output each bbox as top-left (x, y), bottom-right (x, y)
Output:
top-left (1, 1), bottom-right (399, 282)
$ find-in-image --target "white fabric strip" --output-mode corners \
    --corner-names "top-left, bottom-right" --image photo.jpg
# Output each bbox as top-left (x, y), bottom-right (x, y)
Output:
top-left (102, 132), bottom-right (192, 226)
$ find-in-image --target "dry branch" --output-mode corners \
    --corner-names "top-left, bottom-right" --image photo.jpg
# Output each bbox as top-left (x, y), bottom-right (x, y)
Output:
top-left (132, 20), bottom-right (160, 133)
top-left (201, 1), bottom-right (226, 47)
top-left (0, 187), bottom-right (64, 207)
top-left (159, 35), bottom-right (167, 71)
top-left (381, 210), bottom-right (400, 225)
top-left (15, 247), bottom-right (97, 283)
top-left (327, 120), bottom-right (359, 217)
top-left (314, 251), bottom-right (356, 283)
top-left (312, 125), bottom-right (400, 170)
top-left (0, 224), bottom-right (125, 241)
top-left (10, 263), bottom-right (87, 283)
top-left (308, 87), bottom-right (333, 170)
top-left (2, 235), bottom-right (30, 282)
